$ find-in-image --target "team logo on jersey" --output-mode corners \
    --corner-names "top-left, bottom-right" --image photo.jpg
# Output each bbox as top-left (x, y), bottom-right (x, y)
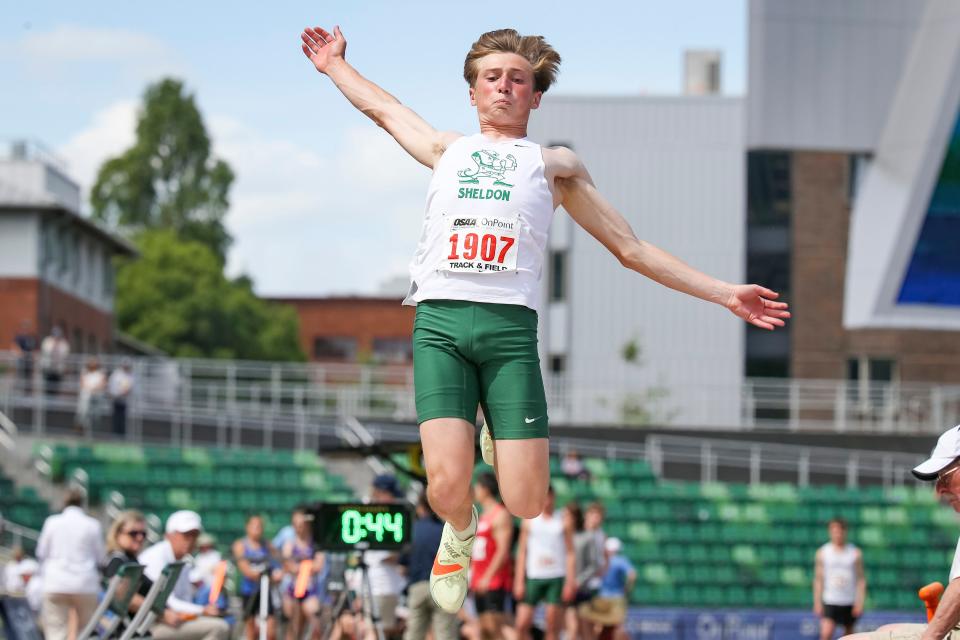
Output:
top-left (457, 149), bottom-right (517, 201)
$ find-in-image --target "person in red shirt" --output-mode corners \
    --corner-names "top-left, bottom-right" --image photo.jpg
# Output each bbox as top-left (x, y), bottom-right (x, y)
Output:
top-left (470, 473), bottom-right (515, 640)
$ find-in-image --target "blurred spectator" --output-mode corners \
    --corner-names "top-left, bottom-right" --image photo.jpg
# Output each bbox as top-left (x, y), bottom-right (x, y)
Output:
top-left (568, 502), bottom-right (603, 640)
top-left (561, 450), bottom-right (590, 481)
top-left (584, 503), bottom-right (608, 576)
top-left (108, 360), bottom-right (134, 437)
top-left (469, 474), bottom-right (513, 640)
top-left (814, 518), bottom-right (865, 640)
top-left (74, 358), bottom-right (106, 434)
top-left (3, 546), bottom-right (39, 594)
top-left (234, 514), bottom-right (280, 640)
top-left (193, 534), bottom-right (222, 588)
top-left (12, 320), bottom-right (37, 386)
top-left (139, 510), bottom-right (229, 640)
top-left (514, 486), bottom-right (575, 640)
top-left (578, 538), bottom-right (635, 640)
top-left (36, 488), bottom-right (105, 640)
top-left (404, 492), bottom-right (458, 640)
top-left (101, 509), bottom-right (153, 630)
top-left (282, 507), bottom-right (326, 640)
top-left (365, 474), bottom-right (406, 638)
top-left (39, 326), bottom-right (69, 396)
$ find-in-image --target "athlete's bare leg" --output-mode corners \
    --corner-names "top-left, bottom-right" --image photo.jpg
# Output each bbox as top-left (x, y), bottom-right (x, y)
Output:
top-left (840, 623), bottom-right (923, 639)
top-left (420, 418), bottom-right (476, 530)
top-left (492, 438), bottom-right (550, 519)
top-left (820, 618), bottom-right (837, 640)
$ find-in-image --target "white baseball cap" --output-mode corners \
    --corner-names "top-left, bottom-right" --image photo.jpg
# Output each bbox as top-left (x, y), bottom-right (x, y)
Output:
top-left (913, 425), bottom-right (960, 481)
top-left (166, 510), bottom-right (202, 534)
top-left (604, 537), bottom-right (622, 554)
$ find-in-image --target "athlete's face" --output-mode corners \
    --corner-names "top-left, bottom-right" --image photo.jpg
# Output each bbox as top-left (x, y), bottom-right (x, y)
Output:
top-left (470, 53), bottom-right (542, 126)
top-left (828, 522), bottom-right (846, 546)
top-left (246, 516), bottom-right (263, 541)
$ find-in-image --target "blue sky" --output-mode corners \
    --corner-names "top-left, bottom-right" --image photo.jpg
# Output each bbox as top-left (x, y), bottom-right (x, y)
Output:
top-left (1, 1), bottom-right (746, 295)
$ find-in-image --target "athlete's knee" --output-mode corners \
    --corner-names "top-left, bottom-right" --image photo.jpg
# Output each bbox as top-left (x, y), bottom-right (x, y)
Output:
top-left (426, 470), bottom-right (471, 516)
top-left (499, 476), bottom-right (548, 519)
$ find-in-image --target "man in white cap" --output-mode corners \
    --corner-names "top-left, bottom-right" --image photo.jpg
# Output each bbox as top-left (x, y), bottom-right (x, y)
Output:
top-left (138, 510), bottom-right (230, 640)
top-left (843, 425), bottom-right (960, 640)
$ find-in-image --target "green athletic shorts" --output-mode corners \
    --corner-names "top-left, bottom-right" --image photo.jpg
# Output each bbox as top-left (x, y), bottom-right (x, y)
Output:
top-left (523, 577), bottom-right (564, 605)
top-left (413, 299), bottom-right (549, 439)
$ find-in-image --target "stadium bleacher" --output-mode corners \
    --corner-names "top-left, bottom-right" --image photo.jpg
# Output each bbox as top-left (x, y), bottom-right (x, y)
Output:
top-left (10, 443), bottom-right (949, 613)
top-left (545, 457), bottom-right (952, 612)
top-left (0, 467), bottom-right (51, 540)
top-left (32, 443), bottom-right (356, 545)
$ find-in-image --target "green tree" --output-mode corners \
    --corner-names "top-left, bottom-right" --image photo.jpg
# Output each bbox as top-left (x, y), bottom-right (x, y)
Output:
top-left (91, 78), bottom-right (233, 262)
top-left (115, 230), bottom-right (304, 361)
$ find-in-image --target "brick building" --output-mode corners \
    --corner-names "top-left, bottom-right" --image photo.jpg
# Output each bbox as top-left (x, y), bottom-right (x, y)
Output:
top-left (0, 142), bottom-right (135, 354)
top-left (746, 0), bottom-right (960, 390)
top-left (269, 296), bottom-right (414, 364)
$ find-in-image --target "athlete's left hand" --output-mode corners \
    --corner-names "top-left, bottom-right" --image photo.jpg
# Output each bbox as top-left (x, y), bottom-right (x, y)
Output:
top-left (725, 284), bottom-right (790, 330)
top-left (562, 580), bottom-right (576, 604)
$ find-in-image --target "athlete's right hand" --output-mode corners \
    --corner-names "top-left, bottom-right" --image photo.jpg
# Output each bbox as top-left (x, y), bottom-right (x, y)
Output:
top-left (812, 602), bottom-right (822, 616)
top-left (301, 25), bottom-right (346, 75)
top-left (513, 582), bottom-right (525, 602)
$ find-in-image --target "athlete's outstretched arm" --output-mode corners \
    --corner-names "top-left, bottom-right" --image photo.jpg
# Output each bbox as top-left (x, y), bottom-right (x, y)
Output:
top-left (552, 148), bottom-right (790, 330)
top-left (300, 25), bottom-right (458, 169)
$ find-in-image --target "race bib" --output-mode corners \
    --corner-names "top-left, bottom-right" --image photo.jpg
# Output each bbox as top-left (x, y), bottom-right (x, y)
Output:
top-left (442, 213), bottom-right (519, 274)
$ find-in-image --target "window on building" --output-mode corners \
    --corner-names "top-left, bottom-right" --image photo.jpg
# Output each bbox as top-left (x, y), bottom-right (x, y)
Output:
top-left (747, 152), bottom-right (791, 226)
top-left (372, 337), bottom-right (413, 364)
top-left (847, 153), bottom-right (870, 206)
top-left (549, 355), bottom-right (566, 374)
top-left (549, 250), bottom-right (567, 302)
top-left (847, 356), bottom-right (897, 409)
top-left (313, 336), bottom-right (358, 361)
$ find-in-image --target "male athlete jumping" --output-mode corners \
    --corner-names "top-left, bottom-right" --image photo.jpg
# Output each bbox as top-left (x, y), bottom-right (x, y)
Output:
top-left (300, 25), bottom-right (790, 614)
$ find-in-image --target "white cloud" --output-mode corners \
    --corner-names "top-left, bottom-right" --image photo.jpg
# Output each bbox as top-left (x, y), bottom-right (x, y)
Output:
top-left (56, 99), bottom-right (432, 296)
top-left (19, 26), bottom-right (172, 62)
top-left (4, 25), bottom-right (187, 85)
top-left (58, 100), bottom-right (138, 201)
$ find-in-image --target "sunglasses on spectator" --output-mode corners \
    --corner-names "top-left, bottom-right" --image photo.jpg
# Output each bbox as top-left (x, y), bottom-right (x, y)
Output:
top-left (124, 529), bottom-right (147, 538)
top-left (936, 465), bottom-right (960, 488)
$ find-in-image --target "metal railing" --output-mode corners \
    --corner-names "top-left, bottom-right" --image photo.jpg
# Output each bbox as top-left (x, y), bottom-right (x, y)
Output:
top-left (1, 351), bottom-right (958, 445)
top-left (0, 518), bottom-right (40, 551)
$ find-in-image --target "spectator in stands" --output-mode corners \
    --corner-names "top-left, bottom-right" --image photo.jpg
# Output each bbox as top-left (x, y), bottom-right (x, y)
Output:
top-left (514, 485), bottom-right (575, 640)
top-left (139, 510), bottom-right (230, 640)
top-left (568, 502), bottom-right (603, 640)
top-left (469, 473), bottom-right (513, 640)
top-left (108, 360), bottom-right (134, 437)
top-left (282, 506), bottom-right (326, 640)
top-left (3, 546), bottom-right (39, 595)
top-left (193, 534), bottom-right (222, 589)
top-left (842, 425), bottom-right (960, 640)
top-left (235, 514), bottom-right (281, 640)
top-left (74, 357), bottom-right (106, 434)
top-left (561, 450), bottom-right (590, 481)
top-left (364, 474), bottom-right (406, 638)
top-left (578, 538), bottom-right (635, 640)
top-left (12, 320), bottom-right (37, 388)
top-left (814, 517), bottom-right (865, 640)
top-left (102, 510), bottom-right (152, 610)
top-left (405, 491), bottom-right (458, 640)
top-left (36, 488), bottom-right (105, 640)
top-left (39, 326), bottom-right (69, 396)
top-left (584, 503), bottom-right (608, 586)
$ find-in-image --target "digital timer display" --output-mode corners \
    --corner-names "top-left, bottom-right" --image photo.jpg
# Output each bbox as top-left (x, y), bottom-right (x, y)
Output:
top-left (310, 502), bottom-right (412, 551)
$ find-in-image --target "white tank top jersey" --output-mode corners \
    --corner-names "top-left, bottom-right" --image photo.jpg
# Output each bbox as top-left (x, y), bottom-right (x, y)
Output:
top-left (526, 512), bottom-right (567, 580)
top-left (820, 542), bottom-right (859, 606)
top-left (404, 133), bottom-right (555, 312)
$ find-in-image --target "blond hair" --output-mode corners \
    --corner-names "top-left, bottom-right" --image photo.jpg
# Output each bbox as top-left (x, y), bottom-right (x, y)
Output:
top-left (463, 29), bottom-right (561, 94)
top-left (107, 510), bottom-right (146, 553)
